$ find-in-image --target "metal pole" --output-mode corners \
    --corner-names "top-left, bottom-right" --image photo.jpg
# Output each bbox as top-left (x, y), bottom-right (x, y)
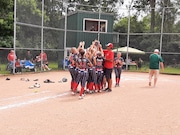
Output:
top-left (13, 0), bottom-right (17, 74)
top-left (126, 7), bottom-right (130, 70)
top-left (41, 0), bottom-right (44, 71)
top-left (159, 7), bottom-right (165, 56)
top-left (98, 3), bottom-right (101, 41)
top-left (63, 4), bottom-right (68, 70)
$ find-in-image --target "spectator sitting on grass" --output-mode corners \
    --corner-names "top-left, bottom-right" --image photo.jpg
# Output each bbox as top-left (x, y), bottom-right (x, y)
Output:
top-left (15, 58), bottom-right (23, 73)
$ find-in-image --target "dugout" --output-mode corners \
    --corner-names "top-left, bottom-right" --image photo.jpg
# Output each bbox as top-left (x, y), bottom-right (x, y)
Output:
top-left (58, 10), bottom-right (114, 69)
top-left (59, 10), bottom-right (114, 48)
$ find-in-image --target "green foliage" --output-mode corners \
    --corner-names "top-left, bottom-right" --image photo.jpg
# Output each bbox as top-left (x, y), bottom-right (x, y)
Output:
top-left (114, 16), bottom-right (149, 33)
top-left (0, 0), bottom-right (14, 38)
top-left (0, 36), bottom-right (13, 47)
top-left (67, 0), bottom-right (124, 18)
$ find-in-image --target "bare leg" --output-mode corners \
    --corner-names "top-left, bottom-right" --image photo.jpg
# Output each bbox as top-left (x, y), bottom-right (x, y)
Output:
top-left (149, 70), bottom-right (153, 86)
top-left (154, 78), bottom-right (157, 87)
top-left (108, 79), bottom-right (112, 89)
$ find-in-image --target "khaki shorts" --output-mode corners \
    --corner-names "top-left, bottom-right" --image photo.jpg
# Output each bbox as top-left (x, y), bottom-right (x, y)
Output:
top-left (149, 69), bottom-right (159, 79)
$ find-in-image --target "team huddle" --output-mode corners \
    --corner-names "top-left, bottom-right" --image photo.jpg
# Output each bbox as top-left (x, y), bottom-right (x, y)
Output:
top-left (68, 40), bottom-right (124, 99)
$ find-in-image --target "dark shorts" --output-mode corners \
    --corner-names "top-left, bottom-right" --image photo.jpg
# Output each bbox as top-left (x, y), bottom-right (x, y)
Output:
top-left (104, 68), bottom-right (113, 81)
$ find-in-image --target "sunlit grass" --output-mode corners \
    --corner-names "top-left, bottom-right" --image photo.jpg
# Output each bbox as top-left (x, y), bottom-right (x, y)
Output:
top-left (128, 65), bottom-right (180, 75)
top-left (1, 62), bottom-right (180, 75)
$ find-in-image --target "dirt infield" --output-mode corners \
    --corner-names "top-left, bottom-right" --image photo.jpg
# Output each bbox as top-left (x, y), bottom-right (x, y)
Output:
top-left (0, 71), bottom-right (180, 135)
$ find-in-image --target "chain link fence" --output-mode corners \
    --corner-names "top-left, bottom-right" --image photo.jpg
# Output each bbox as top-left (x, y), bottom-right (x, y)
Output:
top-left (0, 1), bottom-right (180, 73)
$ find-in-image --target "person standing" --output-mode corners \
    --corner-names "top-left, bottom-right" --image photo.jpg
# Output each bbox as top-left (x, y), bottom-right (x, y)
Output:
top-left (39, 51), bottom-right (51, 71)
top-left (7, 50), bottom-right (17, 64)
top-left (114, 52), bottom-right (124, 87)
top-left (7, 50), bottom-right (17, 72)
top-left (68, 47), bottom-right (78, 91)
top-left (72, 49), bottom-right (92, 99)
top-left (149, 49), bottom-right (164, 87)
top-left (15, 58), bottom-right (23, 73)
top-left (103, 43), bottom-right (114, 92)
top-left (93, 51), bottom-right (104, 92)
top-left (137, 58), bottom-right (143, 70)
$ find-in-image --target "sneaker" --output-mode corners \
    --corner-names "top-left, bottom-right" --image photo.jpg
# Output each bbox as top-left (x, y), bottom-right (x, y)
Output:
top-left (89, 91), bottom-right (94, 94)
top-left (108, 89), bottom-right (112, 92)
top-left (71, 91), bottom-right (76, 95)
top-left (86, 89), bottom-right (89, 93)
top-left (98, 90), bottom-right (102, 93)
top-left (105, 88), bottom-right (112, 92)
top-left (79, 96), bottom-right (83, 99)
top-left (115, 84), bottom-right (120, 87)
top-left (103, 88), bottom-right (109, 91)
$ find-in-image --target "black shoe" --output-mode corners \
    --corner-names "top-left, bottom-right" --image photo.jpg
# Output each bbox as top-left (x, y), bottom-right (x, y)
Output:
top-left (105, 88), bottom-right (112, 92)
top-left (103, 88), bottom-right (109, 91)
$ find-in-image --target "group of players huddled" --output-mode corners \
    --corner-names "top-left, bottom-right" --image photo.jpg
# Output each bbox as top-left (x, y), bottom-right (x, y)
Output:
top-left (68, 40), bottom-right (124, 99)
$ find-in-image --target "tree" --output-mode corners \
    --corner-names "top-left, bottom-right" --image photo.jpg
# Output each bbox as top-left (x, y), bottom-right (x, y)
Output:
top-left (0, 0), bottom-right (14, 47)
top-left (133, 0), bottom-right (156, 32)
top-left (67, 0), bottom-right (124, 15)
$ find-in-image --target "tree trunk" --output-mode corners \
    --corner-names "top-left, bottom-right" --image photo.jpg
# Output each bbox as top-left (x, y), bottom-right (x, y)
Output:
top-left (150, 0), bottom-right (156, 32)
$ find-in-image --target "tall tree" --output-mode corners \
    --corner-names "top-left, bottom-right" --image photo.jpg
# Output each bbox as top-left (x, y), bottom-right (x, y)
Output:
top-left (133, 0), bottom-right (156, 32)
top-left (0, 0), bottom-right (14, 47)
top-left (67, 0), bottom-right (124, 14)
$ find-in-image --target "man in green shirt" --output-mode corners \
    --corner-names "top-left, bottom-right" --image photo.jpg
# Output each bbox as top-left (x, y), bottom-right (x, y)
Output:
top-left (149, 49), bottom-right (164, 87)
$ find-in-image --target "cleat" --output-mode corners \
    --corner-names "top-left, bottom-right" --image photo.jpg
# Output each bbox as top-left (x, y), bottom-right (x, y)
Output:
top-left (79, 96), bottom-right (83, 99)
top-left (72, 91), bottom-right (75, 95)
top-left (105, 88), bottom-right (112, 92)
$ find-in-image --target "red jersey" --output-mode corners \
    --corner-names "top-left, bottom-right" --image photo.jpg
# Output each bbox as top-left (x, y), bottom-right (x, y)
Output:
top-left (39, 52), bottom-right (47, 61)
top-left (15, 61), bottom-right (21, 67)
top-left (104, 50), bottom-right (114, 69)
top-left (7, 53), bottom-right (16, 61)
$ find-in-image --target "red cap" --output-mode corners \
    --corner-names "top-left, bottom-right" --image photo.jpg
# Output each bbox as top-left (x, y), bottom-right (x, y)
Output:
top-left (106, 43), bottom-right (113, 48)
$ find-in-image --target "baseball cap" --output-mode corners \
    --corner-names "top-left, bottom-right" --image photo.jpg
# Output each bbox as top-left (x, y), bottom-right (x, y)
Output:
top-left (154, 49), bottom-right (159, 53)
top-left (106, 43), bottom-right (113, 48)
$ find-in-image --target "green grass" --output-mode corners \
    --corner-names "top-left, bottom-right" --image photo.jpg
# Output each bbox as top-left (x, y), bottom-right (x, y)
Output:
top-left (163, 66), bottom-right (180, 75)
top-left (0, 62), bottom-right (60, 75)
top-left (1, 63), bottom-right (180, 75)
top-left (128, 65), bottom-right (180, 75)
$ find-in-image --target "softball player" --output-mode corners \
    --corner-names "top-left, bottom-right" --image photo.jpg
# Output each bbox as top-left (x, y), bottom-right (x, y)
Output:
top-left (68, 47), bottom-right (78, 90)
top-left (94, 51), bottom-right (104, 92)
top-left (114, 52), bottom-right (124, 87)
top-left (86, 49), bottom-right (96, 93)
top-left (72, 49), bottom-right (92, 99)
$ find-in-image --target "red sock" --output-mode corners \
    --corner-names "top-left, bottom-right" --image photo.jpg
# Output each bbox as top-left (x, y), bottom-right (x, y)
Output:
top-left (80, 87), bottom-right (84, 96)
top-left (73, 82), bottom-right (78, 92)
top-left (89, 82), bottom-right (94, 90)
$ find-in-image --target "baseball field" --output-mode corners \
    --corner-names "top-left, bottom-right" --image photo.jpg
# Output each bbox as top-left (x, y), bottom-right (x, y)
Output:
top-left (0, 71), bottom-right (180, 135)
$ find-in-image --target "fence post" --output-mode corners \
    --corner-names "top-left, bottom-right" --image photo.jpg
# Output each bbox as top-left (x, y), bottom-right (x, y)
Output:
top-left (63, 3), bottom-right (68, 70)
top-left (159, 7), bottom-right (165, 56)
top-left (13, 0), bottom-right (17, 74)
top-left (41, 0), bottom-right (45, 71)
